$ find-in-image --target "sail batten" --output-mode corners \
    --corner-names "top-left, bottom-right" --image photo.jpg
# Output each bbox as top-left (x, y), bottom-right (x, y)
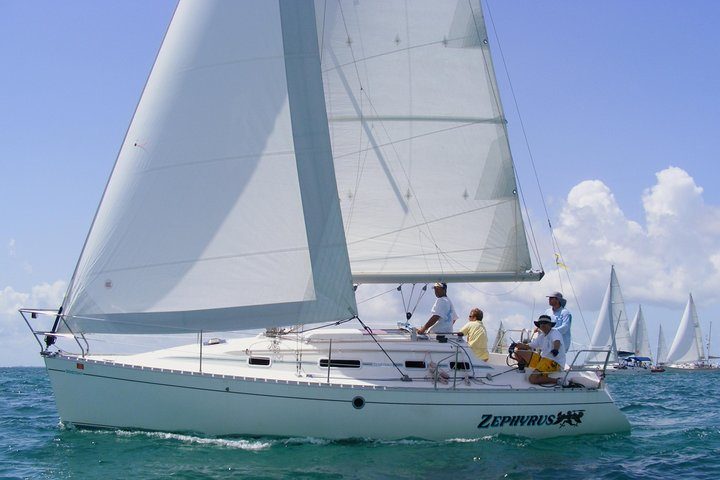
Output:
top-left (354, 271), bottom-right (543, 284)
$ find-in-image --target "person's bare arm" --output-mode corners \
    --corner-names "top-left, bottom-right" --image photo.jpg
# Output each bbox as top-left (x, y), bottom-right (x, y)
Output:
top-left (417, 315), bottom-right (440, 334)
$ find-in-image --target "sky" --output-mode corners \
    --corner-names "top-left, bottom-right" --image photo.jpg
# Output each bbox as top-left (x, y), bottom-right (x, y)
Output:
top-left (2, 1), bottom-right (720, 366)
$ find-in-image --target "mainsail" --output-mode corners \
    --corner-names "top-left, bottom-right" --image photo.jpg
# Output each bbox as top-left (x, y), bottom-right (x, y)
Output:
top-left (629, 305), bottom-right (652, 358)
top-left (586, 266), bottom-right (634, 363)
top-left (666, 294), bottom-right (706, 365)
top-left (317, 0), bottom-right (540, 283)
top-left (58, 1), bottom-right (356, 334)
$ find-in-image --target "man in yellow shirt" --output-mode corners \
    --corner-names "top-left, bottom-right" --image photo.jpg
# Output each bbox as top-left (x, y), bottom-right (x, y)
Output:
top-left (459, 308), bottom-right (489, 361)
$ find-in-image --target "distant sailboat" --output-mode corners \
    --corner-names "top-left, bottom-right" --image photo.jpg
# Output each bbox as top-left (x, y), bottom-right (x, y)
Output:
top-left (656, 324), bottom-right (668, 365)
top-left (651, 323), bottom-right (668, 372)
top-left (489, 321), bottom-right (531, 355)
top-left (20, 0), bottom-right (629, 439)
top-left (665, 294), bottom-right (720, 372)
top-left (491, 321), bottom-right (508, 354)
top-left (624, 304), bottom-right (656, 373)
top-left (585, 267), bottom-right (647, 374)
top-left (629, 305), bottom-right (652, 359)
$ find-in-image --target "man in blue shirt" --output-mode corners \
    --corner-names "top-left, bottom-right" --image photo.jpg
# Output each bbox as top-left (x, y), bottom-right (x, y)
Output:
top-left (545, 291), bottom-right (572, 354)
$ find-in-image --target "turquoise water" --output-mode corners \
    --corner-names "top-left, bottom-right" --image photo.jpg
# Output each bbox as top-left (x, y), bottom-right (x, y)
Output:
top-left (2, 368), bottom-right (719, 479)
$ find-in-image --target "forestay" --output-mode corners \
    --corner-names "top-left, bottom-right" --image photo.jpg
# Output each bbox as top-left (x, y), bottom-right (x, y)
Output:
top-left (317, 0), bottom-right (539, 283)
top-left (58, 0), bottom-right (356, 334)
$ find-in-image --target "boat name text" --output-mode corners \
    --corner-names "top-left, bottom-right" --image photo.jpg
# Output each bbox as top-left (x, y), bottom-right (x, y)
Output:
top-left (477, 410), bottom-right (585, 429)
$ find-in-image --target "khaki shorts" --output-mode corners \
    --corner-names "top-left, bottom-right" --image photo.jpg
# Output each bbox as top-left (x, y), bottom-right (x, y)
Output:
top-left (527, 352), bottom-right (560, 373)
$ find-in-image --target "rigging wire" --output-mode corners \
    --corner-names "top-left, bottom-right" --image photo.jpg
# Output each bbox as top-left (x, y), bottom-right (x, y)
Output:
top-left (355, 316), bottom-right (411, 381)
top-left (483, 0), bottom-right (591, 339)
top-left (397, 283), bottom-right (428, 320)
top-left (356, 286), bottom-right (398, 305)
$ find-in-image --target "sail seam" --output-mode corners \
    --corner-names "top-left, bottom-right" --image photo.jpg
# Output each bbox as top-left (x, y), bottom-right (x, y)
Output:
top-left (85, 246), bottom-right (318, 276)
top-left (332, 121), bottom-right (494, 161)
top-left (347, 198), bottom-right (514, 246)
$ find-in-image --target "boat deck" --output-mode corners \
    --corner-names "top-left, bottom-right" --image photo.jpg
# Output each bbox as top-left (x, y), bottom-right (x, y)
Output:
top-left (62, 328), bottom-right (597, 391)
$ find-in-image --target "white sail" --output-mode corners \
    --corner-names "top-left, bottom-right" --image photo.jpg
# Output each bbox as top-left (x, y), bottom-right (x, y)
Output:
top-left (629, 305), bottom-right (652, 358)
top-left (586, 266), bottom-right (634, 363)
top-left (491, 321), bottom-right (507, 354)
top-left (666, 294), bottom-right (706, 365)
top-left (317, 0), bottom-right (540, 283)
top-left (656, 324), bottom-right (668, 365)
top-left (58, 0), bottom-right (356, 334)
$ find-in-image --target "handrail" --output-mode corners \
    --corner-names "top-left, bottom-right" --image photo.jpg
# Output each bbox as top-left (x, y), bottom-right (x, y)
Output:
top-left (561, 348), bottom-right (612, 385)
top-left (19, 308), bottom-right (87, 357)
top-left (433, 339), bottom-right (475, 390)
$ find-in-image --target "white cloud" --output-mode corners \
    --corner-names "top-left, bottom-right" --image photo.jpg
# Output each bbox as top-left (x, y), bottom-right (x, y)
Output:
top-left (0, 281), bottom-right (66, 315)
top-left (0, 281), bottom-right (67, 366)
top-left (549, 167), bottom-right (720, 308)
top-left (643, 166), bottom-right (704, 234)
top-left (0, 286), bottom-right (29, 315)
top-left (8, 238), bottom-right (16, 257)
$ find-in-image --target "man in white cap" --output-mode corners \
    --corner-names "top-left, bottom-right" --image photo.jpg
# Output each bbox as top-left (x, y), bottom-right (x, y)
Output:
top-left (417, 282), bottom-right (458, 336)
top-left (545, 291), bottom-right (572, 354)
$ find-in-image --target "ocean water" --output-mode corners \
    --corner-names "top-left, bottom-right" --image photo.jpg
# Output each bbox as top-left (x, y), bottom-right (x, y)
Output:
top-left (2, 368), bottom-right (719, 479)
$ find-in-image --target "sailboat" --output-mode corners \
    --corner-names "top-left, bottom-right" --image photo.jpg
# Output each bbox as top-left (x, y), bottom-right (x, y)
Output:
top-left (656, 324), bottom-right (669, 365)
top-left (20, 0), bottom-right (629, 439)
top-left (651, 323), bottom-right (668, 373)
top-left (489, 321), bottom-right (532, 355)
top-left (490, 321), bottom-right (508, 354)
top-left (624, 305), bottom-right (654, 372)
top-left (665, 294), bottom-right (720, 372)
top-left (585, 267), bottom-right (649, 374)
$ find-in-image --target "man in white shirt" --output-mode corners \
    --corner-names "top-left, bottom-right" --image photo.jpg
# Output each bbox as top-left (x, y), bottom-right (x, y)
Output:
top-left (417, 282), bottom-right (458, 337)
top-left (511, 314), bottom-right (565, 385)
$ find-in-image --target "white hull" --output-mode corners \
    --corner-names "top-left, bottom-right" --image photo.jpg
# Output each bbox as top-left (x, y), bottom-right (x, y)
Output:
top-left (664, 365), bottom-right (720, 373)
top-left (43, 331), bottom-right (629, 439)
top-left (602, 366), bottom-right (652, 376)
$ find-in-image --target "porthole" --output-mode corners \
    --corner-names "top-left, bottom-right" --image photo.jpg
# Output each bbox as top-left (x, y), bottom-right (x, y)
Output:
top-left (404, 360), bottom-right (426, 369)
top-left (352, 396), bottom-right (365, 409)
top-left (450, 361), bottom-right (471, 370)
top-left (248, 357), bottom-right (271, 366)
top-left (320, 359), bottom-right (361, 368)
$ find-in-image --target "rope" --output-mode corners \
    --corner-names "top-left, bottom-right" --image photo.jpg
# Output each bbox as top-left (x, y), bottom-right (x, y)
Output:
top-left (357, 287), bottom-right (397, 305)
top-left (291, 316), bottom-right (356, 334)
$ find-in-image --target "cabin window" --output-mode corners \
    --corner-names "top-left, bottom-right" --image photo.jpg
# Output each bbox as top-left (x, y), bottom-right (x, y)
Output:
top-left (404, 360), bottom-right (426, 369)
top-left (450, 361), bottom-right (470, 370)
top-left (319, 359), bottom-right (361, 368)
top-left (248, 357), bottom-right (271, 366)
